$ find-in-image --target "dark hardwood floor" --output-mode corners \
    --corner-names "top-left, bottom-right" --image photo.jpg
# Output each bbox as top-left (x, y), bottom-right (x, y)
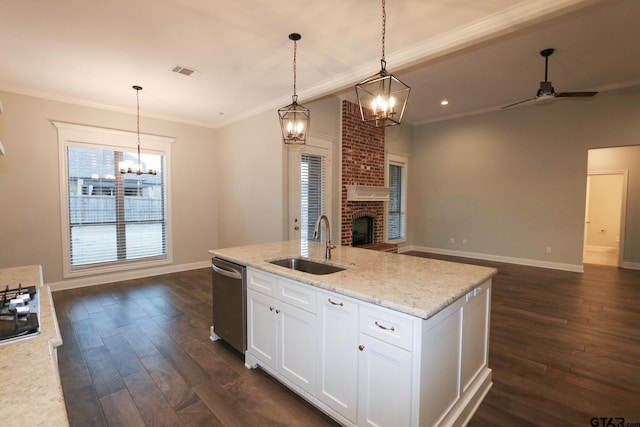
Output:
top-left (52, 255), bottom-right (640, 426)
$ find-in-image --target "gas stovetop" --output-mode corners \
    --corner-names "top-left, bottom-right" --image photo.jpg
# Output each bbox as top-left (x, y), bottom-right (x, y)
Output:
top-left (0, 284), bottom-right (40, 344)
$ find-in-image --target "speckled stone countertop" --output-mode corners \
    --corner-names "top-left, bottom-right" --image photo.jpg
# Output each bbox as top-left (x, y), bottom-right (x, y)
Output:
top-left (0, 265), bottom-right (68, 426)
top-left (209, 241), bottom-right (497, 320)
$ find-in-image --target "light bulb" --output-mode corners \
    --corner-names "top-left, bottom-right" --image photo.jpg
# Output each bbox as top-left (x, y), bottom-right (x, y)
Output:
top-left (296, 121), bottom-right (304, 134)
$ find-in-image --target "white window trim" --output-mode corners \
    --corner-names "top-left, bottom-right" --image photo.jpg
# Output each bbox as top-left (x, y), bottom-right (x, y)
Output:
top-left (385, 151), bottom-right (408, 244)
top-left (53, 121), bottom-right (174, 278)
top-left (287, 133), bottom-right (333, 241)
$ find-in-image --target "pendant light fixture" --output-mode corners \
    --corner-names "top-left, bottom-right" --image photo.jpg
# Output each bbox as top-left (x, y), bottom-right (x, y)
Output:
top-left (355, 0), bottom-right (410, 127)
top-left (278, 33), bottom-right (310, 145)
top-left (119, 85), bottom-right (157, 175)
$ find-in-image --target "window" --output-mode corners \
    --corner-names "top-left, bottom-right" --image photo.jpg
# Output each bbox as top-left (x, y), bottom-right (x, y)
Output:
top-left (54, 122), bottom-right (173, 277)
top-left (300, 153), bottom-right (325, 241)
top-left (386, 153), bottom-right (408, 242)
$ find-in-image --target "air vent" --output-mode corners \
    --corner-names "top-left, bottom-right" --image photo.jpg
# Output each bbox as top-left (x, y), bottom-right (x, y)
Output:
top-left (171, 65), bottom-right (200, 77)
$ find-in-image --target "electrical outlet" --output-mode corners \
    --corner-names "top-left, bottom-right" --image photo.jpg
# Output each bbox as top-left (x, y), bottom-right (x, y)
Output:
top-left (546, 247), bottom-right (552, 254)
top-left (462, 239), bottom-right (468, 245)
top-left (450, 237), bottom-right (455, 244)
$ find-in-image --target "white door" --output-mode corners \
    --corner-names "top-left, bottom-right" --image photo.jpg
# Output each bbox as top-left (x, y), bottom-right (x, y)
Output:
top-left (246, 289), bottom-right (278, 370)
top-left (317, 291), bottom-right (359, 423)
top-left (278, 301), bottom-right (317, 395)
top-left (358, 333), bottom-right (413, 427)
top-left (584, 172), bottom-right (627, 266)
top-left (288, 135), bottom-right (333, 241)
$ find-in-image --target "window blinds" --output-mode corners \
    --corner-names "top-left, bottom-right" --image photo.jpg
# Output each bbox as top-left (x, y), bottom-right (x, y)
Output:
top-left (388, 163), bottom-right (404, 240)
top-left (300, 153), bottom-right (325, 241)
top-left (67, 146), bottom-right (166, 267)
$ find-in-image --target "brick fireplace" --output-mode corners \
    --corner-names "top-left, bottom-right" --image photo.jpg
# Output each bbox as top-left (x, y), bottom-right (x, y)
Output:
top-left (341, 100), bottom-right (386, 247)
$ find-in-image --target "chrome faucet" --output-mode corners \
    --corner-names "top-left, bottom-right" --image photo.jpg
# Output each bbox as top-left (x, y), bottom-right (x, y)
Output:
top-left (313, 214), bottom-right (336, 259)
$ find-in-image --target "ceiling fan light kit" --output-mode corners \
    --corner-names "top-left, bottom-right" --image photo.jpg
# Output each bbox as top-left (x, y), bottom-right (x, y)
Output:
top-left (355, 0), bottom-right (410, 127)
top-left (502, 47), bottom-right (597, 110)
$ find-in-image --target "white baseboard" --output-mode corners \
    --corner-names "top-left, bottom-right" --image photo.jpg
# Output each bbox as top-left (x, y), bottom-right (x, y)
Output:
top-left (584, 245), bottom-right (618, 253)
top-left (400, 245), bottom-right (584, 273)
top-left (622, 261), bottom-right (640, 270)
top-left (48, 260), bottom-right (211, 291)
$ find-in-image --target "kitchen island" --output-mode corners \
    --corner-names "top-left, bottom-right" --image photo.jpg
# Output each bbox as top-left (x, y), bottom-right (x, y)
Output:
top-left (0, 265), bottom-right (68, 426)
top-left (210, 241), bottom-right (497, 427)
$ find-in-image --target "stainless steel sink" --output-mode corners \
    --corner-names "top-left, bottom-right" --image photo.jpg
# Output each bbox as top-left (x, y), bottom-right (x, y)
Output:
top-left (268, 258), bottom-right (346, 275)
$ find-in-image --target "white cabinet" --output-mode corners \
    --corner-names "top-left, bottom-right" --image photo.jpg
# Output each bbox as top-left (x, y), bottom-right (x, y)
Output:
top-left (247, 289), bottom-right (278, 369)
top-left (419, 280), bottom-right (492, 427)
top-left (317, 290), bottom-right (359, 423)
top-left (246, 266), bottom-right (492, 427)
top-left (357, 310), bottom-right (414, 427)
top-left (246, 269), bottom-right (317, 395)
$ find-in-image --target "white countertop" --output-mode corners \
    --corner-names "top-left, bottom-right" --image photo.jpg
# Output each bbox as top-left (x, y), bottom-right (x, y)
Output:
top-left (209, 241), bottom-right (497, 319)
top-left (0, 265), bottom-right (68, 426)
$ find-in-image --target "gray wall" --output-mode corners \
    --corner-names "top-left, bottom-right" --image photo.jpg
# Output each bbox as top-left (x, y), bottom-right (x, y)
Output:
top-left (409, 86), bottom-right (640, 269)
top-left (214, 96), bottom-right (341, 249)
top-left (0, 91), bottom-right (219, 284)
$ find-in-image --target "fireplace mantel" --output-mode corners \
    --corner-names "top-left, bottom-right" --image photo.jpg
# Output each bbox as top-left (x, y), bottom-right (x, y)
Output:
top-left (345, 185), bottom-right (391, 201)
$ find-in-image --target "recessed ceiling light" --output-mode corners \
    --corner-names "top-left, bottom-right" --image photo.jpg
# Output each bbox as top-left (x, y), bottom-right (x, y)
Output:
top-left (440, 100), bottom-right (449, 106)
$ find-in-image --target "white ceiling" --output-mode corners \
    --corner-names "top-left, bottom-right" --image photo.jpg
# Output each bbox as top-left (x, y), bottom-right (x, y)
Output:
top-left (1, 0), bottom-right (639, 128)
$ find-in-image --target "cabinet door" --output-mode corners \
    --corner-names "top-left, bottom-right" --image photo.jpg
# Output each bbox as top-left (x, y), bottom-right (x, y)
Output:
top-left (461, 281), bottom-right (490, 391)
top-left (247, 289), bottom-right (278, 370)
top-left (317, 292), bottom-right (359, 423)
top-left (358, 333), bottom-right (412, 427)
top-left (279, 301), bottom-right (317, 395)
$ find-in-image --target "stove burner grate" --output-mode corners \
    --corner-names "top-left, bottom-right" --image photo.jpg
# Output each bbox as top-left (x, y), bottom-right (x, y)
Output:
top-left (0, 284), bottom-right (40, 342)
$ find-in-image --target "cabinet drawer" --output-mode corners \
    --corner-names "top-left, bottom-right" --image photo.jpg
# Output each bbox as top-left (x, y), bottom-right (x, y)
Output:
top-left (359, 305), bottom-right (415, 351)
top-left (278, 277), bottom-right (316, 313)
top-left (247, 268), bottom-right (277, 297)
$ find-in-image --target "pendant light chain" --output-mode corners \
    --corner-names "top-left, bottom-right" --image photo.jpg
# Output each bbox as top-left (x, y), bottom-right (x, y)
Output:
top-left (292, 37), bottom-right (298, 98)
top-left (135, 85), bottom-right (142, 173)
top-left (136, 87), bottom-right (141, 147)
top-left (381, 0), bottom-right (386, 64)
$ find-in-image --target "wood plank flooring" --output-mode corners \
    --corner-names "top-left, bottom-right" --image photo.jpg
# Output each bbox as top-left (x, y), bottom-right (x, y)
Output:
top-left (52, 255), bottom-right (640, 426)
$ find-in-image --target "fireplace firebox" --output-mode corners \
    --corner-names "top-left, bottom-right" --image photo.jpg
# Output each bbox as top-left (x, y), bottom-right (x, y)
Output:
top-left (352, 216), bottom-right (373, 246)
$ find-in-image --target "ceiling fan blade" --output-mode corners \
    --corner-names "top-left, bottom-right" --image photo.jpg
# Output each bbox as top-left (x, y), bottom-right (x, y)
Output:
top-left (555, 91), bottom-right (598, 98)
top-left (501, 98), bottom-right (536, 110)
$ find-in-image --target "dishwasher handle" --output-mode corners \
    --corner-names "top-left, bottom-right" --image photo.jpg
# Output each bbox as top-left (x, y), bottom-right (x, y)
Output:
top-left (212, 261), bottom-right (243, 280)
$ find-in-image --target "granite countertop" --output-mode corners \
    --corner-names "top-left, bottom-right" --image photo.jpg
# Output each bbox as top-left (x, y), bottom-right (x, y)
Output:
top-left (209, 241), bottom-right (497, 320)
top-left (0, 265), bottom-right (68, 426)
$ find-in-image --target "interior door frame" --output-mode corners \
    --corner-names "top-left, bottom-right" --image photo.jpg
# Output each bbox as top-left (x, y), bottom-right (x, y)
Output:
top-left (287, 133), bottom-right (333, 241)
top-left (584, 170), bottom-right (628, 267)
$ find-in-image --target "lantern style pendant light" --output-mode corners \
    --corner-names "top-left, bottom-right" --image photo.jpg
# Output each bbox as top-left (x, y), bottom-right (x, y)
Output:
top-left (355, 0), bottom-right (410, 127)
top-left (278, 33), bottom-right (310, 145)
top-left (120, 85), bottom-right (156, 175)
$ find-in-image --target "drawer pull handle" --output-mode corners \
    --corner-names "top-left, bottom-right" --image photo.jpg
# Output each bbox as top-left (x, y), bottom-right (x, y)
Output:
top-left (358, 345), bottom-right (365, 351)
top-left (275, 309), bottom-right (281, 314)
top-left (375, 321), bottom-right (395, 331)
top-left (269, 306), bottom-right (274, 311)
top-left (328, 298), bottom-right (344, 306)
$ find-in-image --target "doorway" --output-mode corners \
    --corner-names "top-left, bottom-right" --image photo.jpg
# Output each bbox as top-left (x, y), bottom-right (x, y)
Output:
top-left (583, 172), bottom-right (626, 266)
top-left (287, 134), bottom-right (333, 241)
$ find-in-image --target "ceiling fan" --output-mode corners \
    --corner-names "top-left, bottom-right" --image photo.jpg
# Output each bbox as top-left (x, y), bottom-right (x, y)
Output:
top-left (501, 48), bottom-right (597, 109)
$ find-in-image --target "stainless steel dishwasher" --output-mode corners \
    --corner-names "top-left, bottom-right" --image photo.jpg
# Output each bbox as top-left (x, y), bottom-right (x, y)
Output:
top-left (210, 257), bottom-right (246, 354)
